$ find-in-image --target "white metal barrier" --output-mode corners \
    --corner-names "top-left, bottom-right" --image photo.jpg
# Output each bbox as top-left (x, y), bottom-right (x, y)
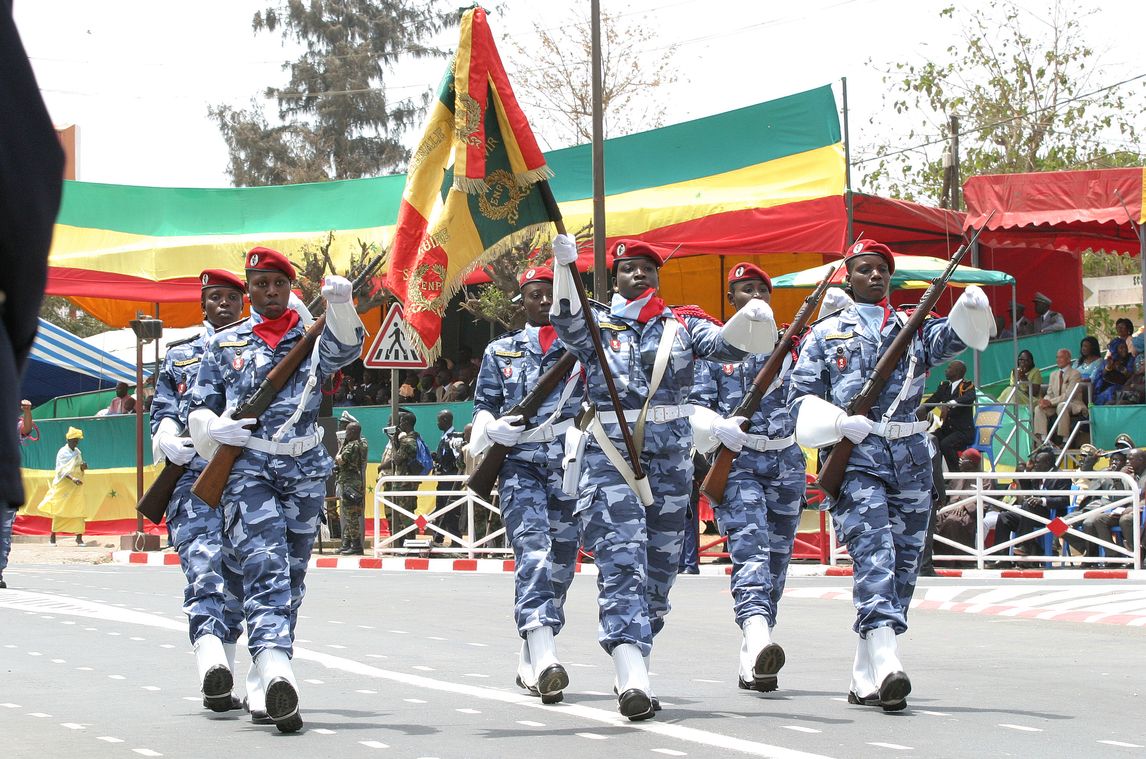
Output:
top-left (825, 470), bottom-right (1142, 570)
top-left (370, 474), bottom-right (510, 558)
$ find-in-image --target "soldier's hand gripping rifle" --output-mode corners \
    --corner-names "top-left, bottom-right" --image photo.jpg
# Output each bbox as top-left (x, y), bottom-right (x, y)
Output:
top-left (190, 252), bottom-right (385, 509)
top-left (699, 263), bottom-right (841, 505)
top-left (465, 351), bottom-right (578, 499)
top-left (815, 219), bottom-right (991, 500)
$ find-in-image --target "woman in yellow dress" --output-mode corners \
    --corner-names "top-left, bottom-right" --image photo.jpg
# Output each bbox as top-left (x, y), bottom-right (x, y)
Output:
top-left (37, 426), bottom-right (88, 545)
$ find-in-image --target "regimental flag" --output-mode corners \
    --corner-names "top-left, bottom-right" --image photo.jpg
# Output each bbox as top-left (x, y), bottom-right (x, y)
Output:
top-left (383, 5), bottom-right (553, 360)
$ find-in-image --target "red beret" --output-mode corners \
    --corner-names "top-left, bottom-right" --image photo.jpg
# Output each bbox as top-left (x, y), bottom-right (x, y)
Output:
top-left (200, 269), bottom-right (246, 293)
top-left (843, 239), bottom-right (895, 274)
top-left (244, 246), bottom-right (296, 280)
top-left (727, 262), bottom-right (772, 292)
top-left (518, 266), bottom-right (554, 288)
top-left (960, 448), bottom-right (982, 463)
top-left (611, 239), bottom-right (663, 268)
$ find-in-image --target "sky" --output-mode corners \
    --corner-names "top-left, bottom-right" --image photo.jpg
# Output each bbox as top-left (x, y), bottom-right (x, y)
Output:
top-left (13, 0), bottom-right (1146, 191)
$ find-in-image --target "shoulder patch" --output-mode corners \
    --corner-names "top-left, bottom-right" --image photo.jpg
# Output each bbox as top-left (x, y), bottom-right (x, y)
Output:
top-left (172, 357), bottom-right (201, 368)
top-left (165, 333), bottom-right (201, 349)
top-left (824, 331), bottom-right (855, 341)
top-left (218, 339), bottom-right (249, 349)
top-left (494, 349), bottom-right (524, 358)
top-left (598, 322), bottom-right (629, 332)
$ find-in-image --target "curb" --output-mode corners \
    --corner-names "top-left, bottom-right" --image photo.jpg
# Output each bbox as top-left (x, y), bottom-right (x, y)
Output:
top-left (110, 552), bottom-right (1146, 579)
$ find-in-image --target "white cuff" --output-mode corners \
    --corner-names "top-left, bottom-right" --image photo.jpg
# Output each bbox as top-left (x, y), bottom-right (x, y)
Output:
top-left (188, 408), bottom-right (222, 460)
top-left (325, 300), bottom-right (364, 345)
top-left (550, 264), bottom-right (581, 319)
top-left (689, 405), bottom-right (721, 455)
top-left (720, 307), bottom-right (777, 353)
top-left (470, 409), bottom-right (496, 458)
top-left (793, 394), bottom-right (847, 448)
top-left (152, 416), bottom-right (182, 464)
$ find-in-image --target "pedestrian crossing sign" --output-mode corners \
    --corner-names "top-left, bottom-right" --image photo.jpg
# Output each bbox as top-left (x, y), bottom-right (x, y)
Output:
top-left (363, 305), bottom-right (428, 369)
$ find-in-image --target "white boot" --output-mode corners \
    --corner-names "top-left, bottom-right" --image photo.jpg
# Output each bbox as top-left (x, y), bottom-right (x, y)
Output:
top-left (526, 626), bottom-right (568, 703)
top-left (866, 626), bottom-right (910, 711)
top-left (194, 634), bottom-right (233, 712)
top-left (612, 644), bottom-right (654, 721)
top-left (516, 640), bottom-right (536, 690)
top-left (848, 634), bottom-right (879, 706)
top-left (245, 662), bottom-right (271, 724)
top-left (644, 655), bottom-right (661, 712)
top-left (739, 616), bottom-right (785, 693)
top-left (255, 648), bottom-right (302, 733)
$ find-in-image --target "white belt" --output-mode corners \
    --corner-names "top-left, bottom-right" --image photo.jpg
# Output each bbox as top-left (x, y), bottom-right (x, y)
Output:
top-left (596, 404), bottom-right (693, 425)
top-left (518, 418), bottom-right (574, 445)
top-left (244, 429), bottom-right (323, 456)
top-left (742, 432), bottom-right (796, 452)
top-left (870, 420), bottom-right (930, 440)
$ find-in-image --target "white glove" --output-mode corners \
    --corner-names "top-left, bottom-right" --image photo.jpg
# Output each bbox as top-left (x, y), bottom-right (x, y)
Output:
top-left (207, 409), bottom-right (256, 446)
top-left (839, 414), bottom-right (873, 444)
top-left (321, 275), bottom-right (353, 305)
top-left (712, 415), bottom-right (749, 452)
top-left (957, 284), bottom-right (989, 311)
top-left (552, 233), bottom-right (579, 266)
top-left (486, 414), bottom-right (525, 447)
top-left (819, 287), bottom-right (853, 319)
top-left (737, 298), bottom-right (774, 323)
top-left (158, 433), bottom-right (196, 465)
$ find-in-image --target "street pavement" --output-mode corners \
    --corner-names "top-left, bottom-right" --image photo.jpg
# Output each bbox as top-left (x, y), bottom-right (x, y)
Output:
top-left (1, 564), bottom-right (1143, 758)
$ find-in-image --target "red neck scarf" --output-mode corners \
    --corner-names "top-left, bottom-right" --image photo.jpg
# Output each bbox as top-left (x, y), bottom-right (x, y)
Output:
top-left (252, 308), bottom-right (300, 349)
top-left (610, 288), bottom-right (666, 324)
top-left (538, 325), bottom-right (558, 353)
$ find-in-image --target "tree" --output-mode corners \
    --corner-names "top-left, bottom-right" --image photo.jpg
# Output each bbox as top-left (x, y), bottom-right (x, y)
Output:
top-left (504, 9), bottom-right (683, 147)
top-left (860, 0), bottom-right (1145, 203)
top-left (210, 0), bottom-right (453, 187)
top-left (40, 296), bottom-right (107, 338)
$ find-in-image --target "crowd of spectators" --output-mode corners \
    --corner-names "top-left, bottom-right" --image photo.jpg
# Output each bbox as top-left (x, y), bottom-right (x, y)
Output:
top-left (332, 351), bottom-right (480, 407)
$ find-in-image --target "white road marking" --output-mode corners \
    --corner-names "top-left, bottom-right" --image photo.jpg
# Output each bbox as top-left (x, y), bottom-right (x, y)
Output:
top-left (577, 733), bottom-right (608, 740)
top-left (28, 651), bottom-right (42, 656)
top-left (412, 665), bottom-right (434, 671)
top-left (312, 728), bottom-right (336, 734)
top-left (359, 740), bottom-right (390, 749)
top-left (517, 720), bottom-right (545, 727)
top-left (403, 699), bottom-right (427, 704)
top-left (1099, 740), bottom-right (1144, 748)
top-left (358, 625), bottom-right (375, 629)
top-left (130, 637), bottom-right (145, 641)
top-left (389, 630), bottom-right (409, 635)
top-left (456, 708), bottom-right (481, 714)
top-left (181, 697), bottom-right (199, 702)
top-left (782, 726), bottom-right (821, 734)
top-left (328, 620), bottom-right (344, 625)
top-left (0, 703), bottom-right (20, 708)
top-left (356, 689), bottom-right (378, 694)
top-left (652, 750), bottom-right (687, 757)
top-left (304, 679), bottom-right (324, 685)
top-left (463, 673), bottom-right (490, 678)
top-left (466, 642), bottom-right (488, 647)
top-left (918, 710), bottom-right (950, 717)
top-left (107, 632), bottom-right (121, 636)
top-left (28, 712), bottom-right (51, 718)
top-left (366, 654), bottom-right (388, 659)
top-left (109, 674), bottom-right (126, 680)
top-left (328, 644), bottom-right (347, 649)
top-left (427, 636), bottom-right (447, 641)
top-left (132, 750), bottom-right (162, 757)
top-left (711, 712), bottom-right (747, 720)
top-left (867, 743), bottom-right (912, 750)
top-left (51, 659), bottom-right (66, 664)
top-left (76, 667), bottom-right (93, 671)
top-left (692, 679), bottom-right (722, 684)
top-left (141, 686), bottom-right (160, 691)
top-left (159, 644), bottom-right (174, 649)
top-left (999, 724), bottom-right (1042, 732)
top-left (97, 737), bottom-right (124, 743)
top-left (61, 722), bottom-right (86, 729)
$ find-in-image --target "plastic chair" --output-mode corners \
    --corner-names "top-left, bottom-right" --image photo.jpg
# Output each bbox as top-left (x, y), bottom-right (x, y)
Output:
top-left (971, 404), bottom-right (1005, 470)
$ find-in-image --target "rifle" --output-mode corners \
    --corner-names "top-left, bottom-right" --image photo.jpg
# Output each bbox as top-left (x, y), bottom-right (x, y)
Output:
top-left (137, 456), bottom-right (186, 525)
top-left (700, 263), bottom-right (841, 504)
top-left (465, 351), bottom-right (578, 499)
top-left (816, 218), bottom-right (992, 500)
top-left (191, 252), bottom-right (386, 508)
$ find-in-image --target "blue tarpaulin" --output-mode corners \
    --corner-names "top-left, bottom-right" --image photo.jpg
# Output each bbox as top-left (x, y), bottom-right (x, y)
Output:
top-left (23, 319), bottom-right (138, 405)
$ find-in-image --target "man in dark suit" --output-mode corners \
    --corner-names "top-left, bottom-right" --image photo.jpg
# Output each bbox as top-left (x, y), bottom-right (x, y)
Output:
top-left (924, 360), bottom-right (977, 471)
top-left (994, 450), bottom-right (1072, 564)
top-left (1, 2), bottom-right (65, 520)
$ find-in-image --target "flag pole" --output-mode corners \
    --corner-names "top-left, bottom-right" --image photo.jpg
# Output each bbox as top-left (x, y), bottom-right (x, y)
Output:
top-left (538, 180), bottom-right (646, 482)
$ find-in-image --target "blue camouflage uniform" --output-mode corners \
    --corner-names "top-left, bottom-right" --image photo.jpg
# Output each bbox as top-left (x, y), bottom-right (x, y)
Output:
top-left (473, 325), bottom-right (581, 638)
top-left (150, 327), bottom-right (244, 646)
top-left (188, 314), bottom-right (362, 659)
top-left (787, 304), bottom-right (965, 635)
top-left (550, 301), bottom-right (746, 656)
top-left (691, 350), bottom-right (805, 628)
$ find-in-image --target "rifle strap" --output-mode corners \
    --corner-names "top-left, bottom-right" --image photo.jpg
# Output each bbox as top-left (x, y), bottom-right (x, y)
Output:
top-left (634, 319), bottom-right (679, 452)
top-left (524, 363), bottom-right (582, 442)
top-left (878, 313), bottom-right (922, 425)
top-left (269, 334), bottom-right (324, 442)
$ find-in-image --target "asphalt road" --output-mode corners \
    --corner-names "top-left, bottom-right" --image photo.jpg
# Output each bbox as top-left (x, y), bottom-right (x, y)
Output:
top-left (1, 565), bottom-right (1143, 758)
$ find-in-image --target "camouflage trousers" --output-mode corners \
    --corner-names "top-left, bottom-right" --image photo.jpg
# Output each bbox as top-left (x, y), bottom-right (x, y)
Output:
top-left (339, 491), bottom-right (364, 543)
top-left (716, 447), bottom-right (805, 628)
top-left (167, 467), bottom-right (244, 645)
top-left (576, 441), bottom-right (691, 656)
top-left (499, 458), bottom-right (579, 635)
top-left (222, 473), bottom-right (324, 659)
top-left (831, 469), bottom-right (931, 635)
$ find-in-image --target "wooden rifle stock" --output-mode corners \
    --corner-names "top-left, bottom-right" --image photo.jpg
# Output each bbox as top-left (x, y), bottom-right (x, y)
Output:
top-left (815, 217), bottom-right (992, 499)
top-left (136, 458), bottom-right (186, 525)
top-left (466, 351), bottom-right (578, 499)
top-left (191, 314), bottom-right (327, 507)
top-left (700, 264), bottom-right (841, 504)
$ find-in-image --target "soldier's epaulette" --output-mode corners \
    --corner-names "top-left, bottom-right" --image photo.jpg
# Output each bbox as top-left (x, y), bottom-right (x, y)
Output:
top-left (172, 356), bottom-right (201, 368)
top-left (494, 349), bottom-right (524, 358)
top-left (218, 339), bottom-right (249, 349)
top-left (165, 333), bottom-right (200, 349)
top-left (598, 322), bottom-right (629, 332)
top-left (823, 330), bottom-right (855, 341)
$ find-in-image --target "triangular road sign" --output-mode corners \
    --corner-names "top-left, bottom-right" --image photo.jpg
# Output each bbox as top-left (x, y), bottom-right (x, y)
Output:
top-left (363, 305), bottom-right (428, 369)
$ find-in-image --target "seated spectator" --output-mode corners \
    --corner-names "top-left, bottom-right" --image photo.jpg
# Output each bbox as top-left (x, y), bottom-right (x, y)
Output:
top-left (1066, 446), bottom-right (1126, 558)
top-left (1079, 448), bottom-right (1146, 565)
top-left (993, 450), bottom-right (1071, 564)
top-left (417, 374), bottom-right (436, 403)
top-left (992, 313), bottom-right (1010, 341)
top-left (443, 380), bottom-right (471, 402)
top-left (1113, 359), bottom-right (1145, 405)
top-left (1013, 303), bottom-right (1035, 337)
top-left (1006, 349), bottom-right (1043, 405)
top-left (1034, 348), bottom-right (1086, 444)
top-left (104, 382), bottom-right (136, 415)
top-left (1094, 341), bottom-right (1134, 405)
top-left (1032, 292), bottom-right (1065, 333)
top-left (1108, 318), bottom-right (1134, 357)
top-left (398, 382), bottom-right (417, 403)
top-left (923, 360), bottom-right (976, 471)
top-left (433, 369), bottom-right (454, 402)
top-left (934, 448), bottom-right (985, 562)
top-left (1074, 336), bottom-right (1104, 389)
